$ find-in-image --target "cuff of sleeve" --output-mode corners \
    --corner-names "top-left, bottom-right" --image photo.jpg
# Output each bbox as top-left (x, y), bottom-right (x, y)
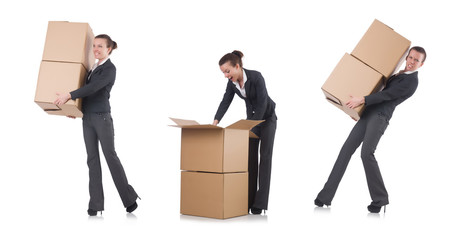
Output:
top-left (70, 91), bottom-right (77, 101)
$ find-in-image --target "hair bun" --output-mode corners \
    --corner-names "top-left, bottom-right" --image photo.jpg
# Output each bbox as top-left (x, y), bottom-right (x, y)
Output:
top-left (232, 50), bottom-right (244, 58)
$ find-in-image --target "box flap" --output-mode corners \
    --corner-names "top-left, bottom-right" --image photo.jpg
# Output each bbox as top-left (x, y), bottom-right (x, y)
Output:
top-left (170, 117), bottom-right (199, 126)
top-left (169, 117), bottom-right (221, 129)
top-left (226, 119), bottom-right (264, 130)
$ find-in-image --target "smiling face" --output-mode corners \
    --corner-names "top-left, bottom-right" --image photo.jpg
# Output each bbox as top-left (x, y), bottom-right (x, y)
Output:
top-left (404, 49), bottom-right (425, 72)
top-left (220, 61), bottom-right (242, 83)
top-left (93, 38), bottom-right (111, 61)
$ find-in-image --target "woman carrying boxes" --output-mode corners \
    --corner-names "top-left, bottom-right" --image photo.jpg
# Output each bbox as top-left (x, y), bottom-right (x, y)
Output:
top-left (314, 46), bottom-right (426, 213)
top-left (54, 34), bottom-right (139, 216)
top-left (213, 51), bottom-right (277, 214)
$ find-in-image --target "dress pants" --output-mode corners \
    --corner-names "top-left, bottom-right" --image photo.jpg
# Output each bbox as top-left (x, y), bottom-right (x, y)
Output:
top-left (248, 114), bottom-right (277, 210)
top-left (316, 110), bottom-right (389, 207)
top-left (83, 113), bottom-right (138, 211)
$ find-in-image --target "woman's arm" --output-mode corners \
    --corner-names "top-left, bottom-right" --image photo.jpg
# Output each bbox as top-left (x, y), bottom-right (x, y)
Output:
top-left (214, 82), bottom-right (235, 123)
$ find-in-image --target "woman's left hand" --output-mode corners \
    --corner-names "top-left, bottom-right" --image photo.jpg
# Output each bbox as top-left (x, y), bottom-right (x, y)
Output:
top-left (346, 95), bottom-right (364, 109)
top-left (54, 92), bottom-right (71, 105)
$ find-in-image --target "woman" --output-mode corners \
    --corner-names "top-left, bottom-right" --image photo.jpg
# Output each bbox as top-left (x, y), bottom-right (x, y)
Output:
top-left (315, 46), bottom-right (426, 213)
top-left (213, 50), bottom-right (277, 214)
top-left (54, 34), bottom-right (139, 216)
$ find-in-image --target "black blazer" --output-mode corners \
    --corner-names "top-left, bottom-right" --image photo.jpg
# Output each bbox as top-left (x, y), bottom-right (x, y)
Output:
top-left (364, 71), bottom-right (418, 120)
top-left (70, 59), bottom-right (116, 113)
top-left (215, 68), bottom-right (276, 122)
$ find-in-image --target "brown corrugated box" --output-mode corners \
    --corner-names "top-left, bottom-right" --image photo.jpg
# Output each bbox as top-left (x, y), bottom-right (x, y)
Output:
top-left (35, 61), bottom-right (87, 118)
top-left (42, 21), bottom-right (95, 71)
top-left (171, 118), bottom-right (260, 219)
top-left (170, 118), bottom-right (263, 173)
top-left (35, 21), bottom-right (95, 118)
top-left (352, 19), bottom-right (411, 79)
top-left (322, 53), bottom-right (383, 120)
top-left (322, 19), bottom-right (411, 119)
top-left (180, 171), bottom-right (248, 219)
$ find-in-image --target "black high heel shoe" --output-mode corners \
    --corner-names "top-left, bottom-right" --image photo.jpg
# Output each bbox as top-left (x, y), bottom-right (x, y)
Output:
top-left (126, 202), bottom-right (138, 213)
top-left (367, 204), bottom-right (386, 213)
top-left (314, 198), bottom-right (330, 207)
top-left (250, 207), bottom-right (263, 215)
top-left (88, 209), bottom-right (97, 216)
top-left (87, 209), bottom-right (102, 216)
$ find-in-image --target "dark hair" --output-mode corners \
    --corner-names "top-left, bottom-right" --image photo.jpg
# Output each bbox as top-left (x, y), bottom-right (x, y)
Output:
top-left (219, 50), bottom-right (244, 68)
top-left (95, 34), bottom-right (118, 54)
top-left (409, 46), bottom-right (426, 63)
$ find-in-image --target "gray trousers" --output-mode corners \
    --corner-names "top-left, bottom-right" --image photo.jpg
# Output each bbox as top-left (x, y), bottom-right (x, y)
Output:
top-left (83, 113), bottom-right (138, 211)
top-left (316, 111), bottom-right (389, 207)
top-left (249, 114), bottom-right (277, 210)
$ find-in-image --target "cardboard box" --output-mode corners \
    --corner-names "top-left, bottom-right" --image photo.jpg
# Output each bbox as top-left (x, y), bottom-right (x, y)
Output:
top-left (322, 53), bottom-right (384, 120)
top-left (180, 171), bottom-right (248, 219)
top-left (170, 118), bottom-right (263, 173)
top-left (35, 61), bottom-right (87, 118)
top-left (42, 21), bottom-right (95, 71)
top-left (351, 19), bottom-right (411, 78)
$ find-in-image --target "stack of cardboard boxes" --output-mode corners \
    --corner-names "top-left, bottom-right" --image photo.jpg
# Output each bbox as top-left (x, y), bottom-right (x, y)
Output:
top-left (170, 118), bottom-right (262, 219)
top-left (322, 19), bottom-right (411, 120)
top-left (35, 21), bottom-right (95, 118)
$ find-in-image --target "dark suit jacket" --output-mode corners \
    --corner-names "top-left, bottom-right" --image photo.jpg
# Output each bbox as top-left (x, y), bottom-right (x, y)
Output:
top-left (70, 59), bottom-right (116, 113)
top-left (215, 69), bottom-right (276, 122)
top-left (364, 71), bottom-right (418, 120)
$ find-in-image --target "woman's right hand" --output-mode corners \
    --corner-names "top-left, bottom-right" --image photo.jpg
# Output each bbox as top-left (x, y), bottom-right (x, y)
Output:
top-left (212, 119), bottom-right (219, 126)
top-left (54, 92), bottom-right (71, 105)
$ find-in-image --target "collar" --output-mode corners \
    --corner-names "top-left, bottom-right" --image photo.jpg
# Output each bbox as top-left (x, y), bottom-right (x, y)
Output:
top-left (92, 58), bottom-right (110, 71)
top-left (233, 69), bottom-right (248, 89)
top-left (402, 70), bottom-right (416, 75)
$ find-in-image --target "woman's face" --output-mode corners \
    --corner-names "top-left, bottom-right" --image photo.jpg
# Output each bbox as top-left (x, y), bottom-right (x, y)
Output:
top-left (404, 49), bottom-right (424, 72)
top-left (93, 38), bottom-right (111, 61)
top-left (220, 62), bottom-right (242, 83)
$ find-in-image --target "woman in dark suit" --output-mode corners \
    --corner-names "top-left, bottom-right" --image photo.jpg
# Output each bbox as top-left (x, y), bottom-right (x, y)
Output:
top-left (213, 50), bottom-right (277, 214)
top-left (315, 46), bottom-right (426, 213)
top-left (54, 34), bottom-right (139, 216)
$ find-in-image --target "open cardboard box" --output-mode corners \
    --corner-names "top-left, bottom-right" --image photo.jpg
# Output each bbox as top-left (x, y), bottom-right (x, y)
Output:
top-left (170, 118), bottom-right (263, 173)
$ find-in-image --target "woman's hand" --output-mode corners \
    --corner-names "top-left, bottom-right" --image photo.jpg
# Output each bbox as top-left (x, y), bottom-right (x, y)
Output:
top-left (54, 92), bottom-right (71, 105)
top-left (212, 119), bottom-right (219, 126)
top-left (346, 95), bottom-right (365, 109)
top-left (66, 115), bottom-right (76, 119)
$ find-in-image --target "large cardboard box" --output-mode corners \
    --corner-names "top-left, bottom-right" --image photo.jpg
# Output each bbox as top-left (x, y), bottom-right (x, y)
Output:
top-left (351, 19), bottom-right (411, 78)
top-left (42, 21), bottom-right (95, 71)
top-left (35, 61), bottom-right (87, 118)
top-left (322, 53), bottom-right (384, 120)
top-left (170, 118), bottom-right (262, 173)
top-left (181, 171), bottom-right (248, 219)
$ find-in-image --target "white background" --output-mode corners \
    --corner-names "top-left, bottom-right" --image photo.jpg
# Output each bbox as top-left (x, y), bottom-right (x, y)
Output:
top-left (1, 0), bottom-right (465, 239)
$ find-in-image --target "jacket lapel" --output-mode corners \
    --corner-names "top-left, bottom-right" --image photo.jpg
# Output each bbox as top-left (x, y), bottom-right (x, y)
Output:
top-left (243, 69), bottom-right (251, 99)
top-left (87, 59), bottom-right (110, 83)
